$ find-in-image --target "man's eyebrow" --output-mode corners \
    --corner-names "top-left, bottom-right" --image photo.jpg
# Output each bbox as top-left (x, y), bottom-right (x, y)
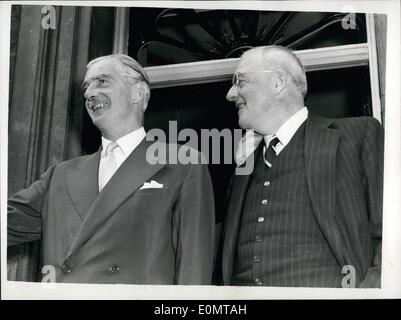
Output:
top-left (81, 74), bottom-right (114, 89)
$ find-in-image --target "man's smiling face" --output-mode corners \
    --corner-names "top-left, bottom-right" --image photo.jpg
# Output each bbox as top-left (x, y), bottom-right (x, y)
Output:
top-left (83, 58), bottom-right (136, 134)
top-left (226, 51), bottom-right (278, 134)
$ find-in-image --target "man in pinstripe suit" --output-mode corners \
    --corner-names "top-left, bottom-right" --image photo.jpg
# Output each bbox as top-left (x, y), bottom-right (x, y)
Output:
top-left (220, 45), bottom-right (383, 287)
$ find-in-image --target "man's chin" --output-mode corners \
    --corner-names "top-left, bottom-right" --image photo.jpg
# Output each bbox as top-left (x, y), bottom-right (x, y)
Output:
top-left (238, 117), bottom-right (248, 130)
top-left (89, 113), bottom-right (106, 127)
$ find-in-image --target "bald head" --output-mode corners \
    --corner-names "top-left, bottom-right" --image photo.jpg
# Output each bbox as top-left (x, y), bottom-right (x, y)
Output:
top-left (240, 46), bottom-right (307, 98)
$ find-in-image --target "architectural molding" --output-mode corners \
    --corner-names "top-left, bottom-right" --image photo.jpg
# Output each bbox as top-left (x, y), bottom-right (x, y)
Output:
top-left (366, 14), bottom-right (383, 123)
top-left (113, 7), bottom-right (129, 54)
top-left (144, 43), bottom-right (370, 89)
top-left (7, 5), bottom-right (94, 282)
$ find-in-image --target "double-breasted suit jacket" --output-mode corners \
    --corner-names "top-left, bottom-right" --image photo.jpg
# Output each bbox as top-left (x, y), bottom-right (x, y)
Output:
top-left (221, 113), bottom-right (384, 287)
top-left (8, 138), bottom-right (215, 284)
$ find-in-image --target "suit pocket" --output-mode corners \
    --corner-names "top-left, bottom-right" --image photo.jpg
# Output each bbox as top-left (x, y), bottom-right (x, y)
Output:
top-left (134, 188), bottom-right (168, 197)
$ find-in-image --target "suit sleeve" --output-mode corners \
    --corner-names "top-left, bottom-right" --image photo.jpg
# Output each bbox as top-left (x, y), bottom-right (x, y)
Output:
top-left (8, 165), bottom-right (55, 246)
top-left (214, 173), bottom-right (235, 285)
top-left (359, 119), bottom-right (384, 288)
top-left (174, 161), bottom-right (215, 285)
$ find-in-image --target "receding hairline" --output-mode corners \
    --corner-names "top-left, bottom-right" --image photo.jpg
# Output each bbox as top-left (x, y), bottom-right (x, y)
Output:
top-left (86, 54), bottom-right (150, 85)
top-left (239, 46), bottom-right (308, 97)
top-left (87, 54), bottom-right (133, 68)
top-left (85, 54), bottom-right (151, 104)
top-left (241, 46), bottom-right (302, 69)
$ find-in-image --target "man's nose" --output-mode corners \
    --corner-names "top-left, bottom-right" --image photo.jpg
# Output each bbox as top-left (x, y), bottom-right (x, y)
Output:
top-left (84, 84), bottom-right (96, 100)
top-left (226, 85), bottom-right (237, 102)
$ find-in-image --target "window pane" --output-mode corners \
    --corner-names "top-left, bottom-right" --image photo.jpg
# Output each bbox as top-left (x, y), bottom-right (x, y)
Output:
top-left (128, 8), bottom-right (367, 67)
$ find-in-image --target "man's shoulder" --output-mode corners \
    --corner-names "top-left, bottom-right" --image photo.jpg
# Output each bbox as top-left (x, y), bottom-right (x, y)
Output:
top-left (333, 116), bottom-right (383, 142)
top-left (306, 113), bottom-right (384, 155)
top-left (33, 152), bottom-right (98, 183)
top-left (308, 112), bottom-right (382, 135)
top-left (333, 115), bottom-right (381, 127)
top-left (52, 152), bottom-right (98, 171)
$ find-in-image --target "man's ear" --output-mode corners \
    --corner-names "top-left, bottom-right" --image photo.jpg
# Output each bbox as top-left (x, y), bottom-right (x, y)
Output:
top-left (131, 82), bottom-right (145, 103)
top-left (131, 82), bottom-right (150, 111)
top-left (273, 70), bottom-right (287, 94)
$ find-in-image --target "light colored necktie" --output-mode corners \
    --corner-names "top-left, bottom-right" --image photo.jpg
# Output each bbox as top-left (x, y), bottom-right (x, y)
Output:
top-left (99, 141), bottom-right (119, 191)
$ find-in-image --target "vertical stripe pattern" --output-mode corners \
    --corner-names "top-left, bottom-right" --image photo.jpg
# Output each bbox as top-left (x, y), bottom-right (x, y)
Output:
top-left (232, 124), bottom-right (343, 287)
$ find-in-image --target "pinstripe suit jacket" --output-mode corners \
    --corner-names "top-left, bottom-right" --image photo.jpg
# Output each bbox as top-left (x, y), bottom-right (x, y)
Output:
top-left (221, 113), bottom-right (384, 287)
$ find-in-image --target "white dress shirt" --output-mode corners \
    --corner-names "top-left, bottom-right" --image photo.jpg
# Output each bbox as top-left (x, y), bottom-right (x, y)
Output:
top-left (98, 127), bottom-right (146, 191)
top-left (264, 106), bottom-right (308, 156)
top-left (235, 107), bottom-right (308, 166)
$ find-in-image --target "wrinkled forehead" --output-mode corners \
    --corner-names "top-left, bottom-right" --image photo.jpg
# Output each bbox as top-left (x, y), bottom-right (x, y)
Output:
top-left (236, 50), bottom-right (267, 73)
top-left (84, 58), bottom-right (123, 81)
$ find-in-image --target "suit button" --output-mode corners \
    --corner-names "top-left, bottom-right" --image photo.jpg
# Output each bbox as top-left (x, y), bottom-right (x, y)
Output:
top-left (255, 235), bottom-right (262, 242)
top-left (255, 278), bottom-right (263, 286)
top-left (261, 199), bottom-right (268, 205)
top-left (254, 256), bottom-right (261, 263)
top-left (61, 262), bottom-right (72, 274)
top-left (257, 217), bottom-right (265, 223)
top-left (108, 265), bottom-right (120, 274)
top-left (264, 181), bottom-right (270, 187)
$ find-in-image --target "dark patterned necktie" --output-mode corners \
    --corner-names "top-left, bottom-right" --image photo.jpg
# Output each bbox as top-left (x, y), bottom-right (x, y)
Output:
top-left (264, 136), bottom-right (280, 167)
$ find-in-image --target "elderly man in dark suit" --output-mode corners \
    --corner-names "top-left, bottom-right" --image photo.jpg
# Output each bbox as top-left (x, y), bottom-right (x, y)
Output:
top-left (220, 45), bottom-right (383, 288)
top-left (8, 54), bottom-right (215, 285)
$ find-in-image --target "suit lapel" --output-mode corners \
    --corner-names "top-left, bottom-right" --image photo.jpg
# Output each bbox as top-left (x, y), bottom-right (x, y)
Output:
top-left (66, 151), bottom-right (100, 221)
top-left (66, 139), bottom-right (166, 258)
top-left (304, 113), bottom-right (346, 267)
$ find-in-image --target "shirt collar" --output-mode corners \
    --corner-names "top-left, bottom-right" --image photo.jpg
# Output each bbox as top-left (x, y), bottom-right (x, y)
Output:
top-left (101, 127), bottom-right (146, 157)
top-left (264, 107), bottom-right (308, 149)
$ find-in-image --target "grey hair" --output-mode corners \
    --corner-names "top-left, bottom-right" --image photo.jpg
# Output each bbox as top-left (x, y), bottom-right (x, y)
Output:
top-left (243, 45), bottom-right (308, 98)
top-left (87, 54), bottom-right (151, 102)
